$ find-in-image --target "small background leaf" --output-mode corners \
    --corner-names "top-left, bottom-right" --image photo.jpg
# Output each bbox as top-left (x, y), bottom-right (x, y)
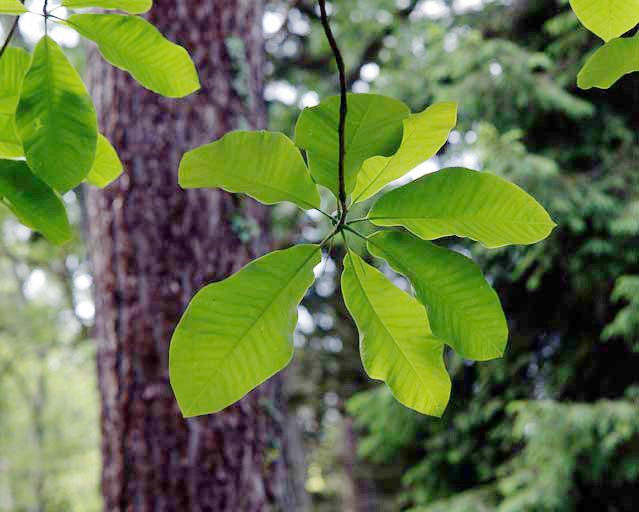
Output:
top-left (61, 0), bottom-right (152, 14)
top-left (179, 131), bottom-right (321, 210)
top-left (85, 134), bottom-right (123, 188)
top-left (15, 36), bottom-right (97, 192)
top-left (0, 159), bottom-right (71, 244)
top-left (170, 244), bottom-right (321, 416)
top-left (368, 231), bottom-right (508, 361)
top-left (577, 34), bottom-right (639, 89)
top-left (68, 13), bottom-right (200, 98)
top-left (294, 93), bottom-right (410, 196)
top-left (369, 167), bottom-right (556, 248)
top-left (342, 250), bottom-right (451, 416)
top-left (352, 102), bottom-right (457, 203)
top-left (0, 0), bottom-right (27, 14)
top-left (569, 0), bottom-right (639, 41)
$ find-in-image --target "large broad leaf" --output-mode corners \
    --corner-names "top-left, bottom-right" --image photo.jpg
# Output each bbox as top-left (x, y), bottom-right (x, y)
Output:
top-left (342, 250), bottom-right (451, 416)
top-left (61, 0), bottom-right (152, 14)
top-left (170, 244), bottom-right (321, 416)
top-left (0, 0), bottom-right (27, 14)
top-left (369, 167), bottom-right (556, 248)
top-left (67, 13), bottom-right (200, 98)
top-left (0, 48), bottom-right (31, 158)
top-left (0, 159), bottom-right (71, 244)
top-left (179, 131), bottom-right (321, 210)
top-left (577, 34), bottom-right (639, 89)
top-left (569, 0), bottom-right (639, 41)
top-left (294, 93), bottom-right (410, 197)
top-left (85, 134), bottom-right (123, 188)
top-left (368, 231), bottom-right (508, 361)
top-left (352, 102), bottom-right (457, 203)
top-left (15, 36), bottom-right (97, 192)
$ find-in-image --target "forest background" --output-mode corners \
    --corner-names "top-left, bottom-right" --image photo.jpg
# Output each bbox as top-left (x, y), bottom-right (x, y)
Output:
top-left (1, 0), bottom-right (638, 510)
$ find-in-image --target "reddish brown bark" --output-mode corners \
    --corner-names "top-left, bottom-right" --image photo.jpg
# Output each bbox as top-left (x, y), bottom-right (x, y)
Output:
top-left (85, 1), bottom-right (303, 510)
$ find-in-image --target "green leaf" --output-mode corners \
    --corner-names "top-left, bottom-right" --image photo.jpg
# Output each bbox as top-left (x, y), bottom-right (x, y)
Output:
top-left (170, 244), bottom-right (321, 416)
top-left (294, 93), bottom-right (410, 197)
top-left (369, 167), bottom-right (556, 248)
top-left (341, 250), bottom-right (451, 416)
top-left (0, 159), bottom-right (71, 244)
top-left (67, 13), bottom-right (200, 98)
top-left (569, 0), bottom-right (639, 41)
top-left (352, 102), bottom-right (457, 203)
top-left (179, 131), bottom-right (321, 210)
top-left (0, 0), bottom-right (27, 14)
top-left (15, 36), bottom-right (98, 192)
top-left (577, 34), bottom-right (639, 89)
top-left (61, 0), bottom-right (152, 14)
top-left (85, 134), bottom-right (123, 188)
top-left (368, 231), bottom-right (508, 361)
top-left (0, 48), bottom-right (31, 158)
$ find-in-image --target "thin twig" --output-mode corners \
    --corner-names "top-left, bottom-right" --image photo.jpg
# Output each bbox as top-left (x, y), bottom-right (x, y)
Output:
top-left (0, 18), bottom-right (19, 61)
top-left (318, 0), bottom-right (348, 229)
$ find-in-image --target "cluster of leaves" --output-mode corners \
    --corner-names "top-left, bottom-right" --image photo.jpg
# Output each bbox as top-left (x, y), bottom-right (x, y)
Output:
top-left (169, 91), bottom-right (555, 418)
top-left (570, 0), bottom-right (639, 89)
top-left (0, 0), bottom-right (198, 243)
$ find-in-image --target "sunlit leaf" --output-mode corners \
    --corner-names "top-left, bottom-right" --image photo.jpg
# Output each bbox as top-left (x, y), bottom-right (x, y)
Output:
top-left (0, 0), bottom-right (27, 14)
top-left (368, 231), bottom-right (508, 361)
top-left (61, 0), bottom-right (152, 14)
top-left (85, 134), bottom-right (123, 188)
top-left (0, 48), bottom-right (30, 158)
top-left (15, 36), bottom-right (97, 192)
top-left (170, 244), bottom-right (321, 416)
top-left (294, 93), bottom-right (409, 197)
top-left (67, 13), bottom-right (200, 98)
top-left (569, 0), bottom-right (639, 41)
top-left (0, 159), bottom-right (71, 244)
top-left (352, 102), bottom-right (456, 203)
top-left (369, 167), bottom-right (556, 248)
top-left (577, 34), bottom-right (639, 89)
top-left (342, 250), bottom-right (451, 416)
top-left (179, 131), bottom-right (321, 210)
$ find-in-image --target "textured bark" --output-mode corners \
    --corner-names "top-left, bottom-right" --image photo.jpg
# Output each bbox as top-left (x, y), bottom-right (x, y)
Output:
top-left (85, 1), bottom-right (303, 510)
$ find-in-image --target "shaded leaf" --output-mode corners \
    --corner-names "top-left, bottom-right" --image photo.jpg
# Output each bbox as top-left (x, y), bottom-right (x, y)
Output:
top-left (0, 159), bottom-right (71, 244)
top-left (61, 0), bottom-right (152, 14)
top-left (342, 250), bottom-right (451, 416)
top-left (577, 34), bottom-right (639, 89)
top-left (0, 0), bottom-right (27, 14)
top-left (569, 0), bottom-right (639, 41)
top-left (85, 134), bottom-right (123, 188)
top-left (294, 93), bottom-right (409, 196)
top-left (352, 102), bottom-right (456, 203)
top-left (369, 167), bottom-right (556, 248)
top-left (15, 36), bottom-right (97, 192)
top-left (68, 13), bottom-right (200, 98)
top-left (170, 244), bottom-right (321, 416)
top-left (368, 231), bottom-right (508, 361)
top-left (179, 131), bottom-right (321, 210)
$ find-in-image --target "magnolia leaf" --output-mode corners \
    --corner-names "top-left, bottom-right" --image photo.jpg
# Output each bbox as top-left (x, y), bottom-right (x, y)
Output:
top-left (352, 102), bottom-right (457, 203)
top-left (0, 48), bottom-right (31, 158)
top-left (569, 0), bottom-right (639, 41)
top-left (577, 34), bottom-right (639, 89)
top-left (61, 0), bottom-right (152, 13)
top-left (0, 159), bottom-right (72, 244)
top-left (342, 250), bottom-right (451, 416)
top-left (294, 93), bottom-right (409, 197)
top-left (0, 0), bottom-right (27, 14)
top-left (85, 134), bottom-right (123, 188)
top-left (170, 244), bottom-right (321, 416)
top-left (368, 231), bottom-right (508, 361)
top-left (179, 131), bottom-right (321, 210)
top-left (67, 13), bottom-right (200, 98)
top-left (15, 36), bottom-right (97, 192)
top-left (369, 167), bottom-right (556, 248)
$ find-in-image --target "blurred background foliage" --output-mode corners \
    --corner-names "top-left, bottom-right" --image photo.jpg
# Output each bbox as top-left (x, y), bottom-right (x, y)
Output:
top-left (2, 0), bottom-right (639, 510)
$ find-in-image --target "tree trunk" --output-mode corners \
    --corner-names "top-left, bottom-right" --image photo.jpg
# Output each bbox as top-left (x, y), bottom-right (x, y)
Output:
top-left (85, 1), bottom-right (303, 510)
